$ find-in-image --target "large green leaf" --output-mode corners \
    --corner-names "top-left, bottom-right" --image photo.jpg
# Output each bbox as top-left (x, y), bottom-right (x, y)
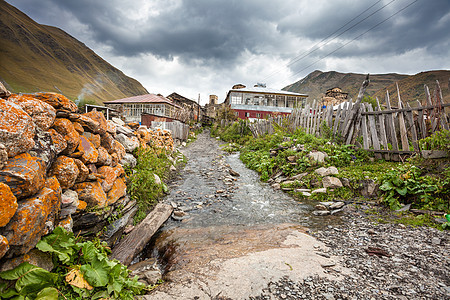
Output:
top-left (35, 287), bottom-right (58, 300)
top-left (395, 187), bottom-right (408, 196)
top-left (0, 262), bottom-right (57, 295)
top-left (80, 258), bottom-right (109, 287)
top-left (36, 227), bottom-right (76, 264)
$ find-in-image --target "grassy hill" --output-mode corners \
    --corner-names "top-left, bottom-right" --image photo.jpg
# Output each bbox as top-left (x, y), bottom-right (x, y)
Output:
top-left (0, 0), bottom-right (148, 104)
top-left (284, 70), bottom-right (450, 105)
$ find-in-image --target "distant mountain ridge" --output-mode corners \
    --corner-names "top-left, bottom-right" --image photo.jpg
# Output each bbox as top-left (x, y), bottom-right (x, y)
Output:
top-left (0, 0), bottom-right (148, 104)
top-left (283, 70), bottom-right (450, 105)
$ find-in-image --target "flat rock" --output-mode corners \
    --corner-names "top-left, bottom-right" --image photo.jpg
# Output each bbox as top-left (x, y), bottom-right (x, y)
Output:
top-left (322, 176), bottom-right (343, 189)
top-left (312, 188), bottom-right (327, 194)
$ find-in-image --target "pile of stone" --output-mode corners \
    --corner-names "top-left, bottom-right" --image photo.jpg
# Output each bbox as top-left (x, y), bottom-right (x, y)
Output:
top-left (0, 87), bottom-right (175, 265)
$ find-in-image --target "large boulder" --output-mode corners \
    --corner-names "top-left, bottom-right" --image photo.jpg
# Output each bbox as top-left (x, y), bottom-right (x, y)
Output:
top-left (96, 146), bottom-right (112, 166)
top-left (116, 133), bottom-right (140, 153)
top-left (111, 140), bottom-right (126, 161)
top-left (73, 159), bottom-right (89, 183)
top-left (315, 166), bottom-right (339, 177)
top-left (82, 132), bottom-right (101, 149)
top-left (33, 92), bottom-right (78, 112)
top-left (0, 182), bottom-right (18, 227)
top-left (47, 128), bottom-right (67, 155)
top-left (0, 153), bottom-right (46, 199)
top-left (52, 118), bottom-right (80, 155)
top-left (0, 81), bottom-right (11, 98)
top-left (83, 110), bottom-right (107, 135)
top-left (49, 156), bottom-right (79, 189)
top-left (101, 132), bottom-right (115, 153)
top-left (8, 94), bottom-right (56, 130)
top-left (120, 153), bottom-right (137, 168)
top-left (1, 177), bottom-right (61, 257)
top-left (77, 136), bottom-right (99, 165)
top-left (106, 120), bottom-right (117, 134)
top-left (322, 176), bottom-right (343, 189)
top-left (107, 177), bottom-right (127, 205)
top-left (0, 99), bottom-right (36, 157)
top-left (307, 151), bottom-right (328, 163)
top-left (97, 166), bottom-right (117, 193)
top-left (72, 181), bottom-right (107, 208)
top-left (29, 128), bottom-right (57, 171)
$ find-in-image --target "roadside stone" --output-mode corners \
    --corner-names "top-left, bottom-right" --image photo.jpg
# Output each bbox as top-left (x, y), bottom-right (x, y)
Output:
top-left (154, 173), bottom-right (162, 185)
top-left (29, 128), bottom-right (57, 171)
top-left (272, 183), bottom-right (281, 190)
top-left (329, 201), bottom-right (345, 210)
top-left (97, 166), bottom-right (117, 192)
top-left (82, 132), bottom-right (101, 148)
top-left (47, 128), bottom-right (67, 155)
top-left (229, 169), bottom-right (240, 177)
top-left (107, 177), bottom-right (127, 205)
top-left (60, 189), bottom-right (79, 218)
top-left (106, 120), bottom-right (117, 134)
top-left (112, 140), bottom-right (126, 161)
top-left (72, 122), bottom-right (84, 134)
top-left (313, 210), bottom-right (330, 216)
top-left (359, 179), bottom-right (379, 198)
top-left (0, 235), bottom-right (9, 260)
top-left (52, 118), bottom-right (80, 155)
top-left (290, 172), bottom-right (308, 181)
top-left (315, 204), bottom-right (328, 211)
top-left (431, 237), bottom-right (441, 245)
top-left (0, 153), bottom-right (46, 199)
top-left (307, 151), bottom-right (328, 163)
top-left (73, 181), bottom-right (107, 208)
top-left (311, 188), bottom-right (327, 194)
top-left (0, 99), bottom-right (35, 157)
top-left (82, 110), bottom-right (107, 135)
top-left (96, 146), bottom-right (112, 166)
top-left (116, 124), bottom-right (135, 137)
top-left (315, 166), bottom-right (339, 177)
top-left (33, 92), bottom-right (78, 112)
top-left (294, 188), bottom-right (311, 192)
top-left (287, 155), bottom-right (297, 162)
top-left (0, 182), bottom-right (18, 227)
top-left (302, 191), bottom-right (311, 196)
top-left (322, 176), bottom-right (343, 189)
top-left (111, 117), bottom-right (125, 126)
top-left (8, 94), bottom-right (56, 130)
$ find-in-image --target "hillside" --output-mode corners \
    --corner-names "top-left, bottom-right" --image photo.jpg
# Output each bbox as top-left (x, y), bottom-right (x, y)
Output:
top-left (0, 0), bottom-right (148, 104)
top-left (284, 70), bottom-right (450, 105)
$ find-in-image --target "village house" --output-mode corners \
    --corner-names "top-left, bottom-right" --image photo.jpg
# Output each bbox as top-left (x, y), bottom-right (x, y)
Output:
top-left (321, 87), bottom-right (349, 107)
top-left (104, 93), bottom-right (181, 123)
top-left (203, 94), bottom-right (223, 121)
top-left (166, 92), bottom-right (201, 122)
top-left (224, 84), bottom-right (308, 120)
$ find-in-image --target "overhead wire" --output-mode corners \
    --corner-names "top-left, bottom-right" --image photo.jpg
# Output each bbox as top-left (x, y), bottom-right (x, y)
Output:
top-left (277, 0), bottom-right (419, 88)
top-left (261, 0), bottom-right (394, 81)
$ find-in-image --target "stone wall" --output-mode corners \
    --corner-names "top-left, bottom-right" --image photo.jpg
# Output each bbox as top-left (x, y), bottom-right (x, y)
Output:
top-left (0, 88), bottom-right (174, 268)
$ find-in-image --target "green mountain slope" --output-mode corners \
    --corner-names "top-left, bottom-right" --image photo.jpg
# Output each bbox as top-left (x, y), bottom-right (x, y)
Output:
top-left (0, 0), bottom-right (148, 104)
top-left (284, 70), bottom-right (450, 105)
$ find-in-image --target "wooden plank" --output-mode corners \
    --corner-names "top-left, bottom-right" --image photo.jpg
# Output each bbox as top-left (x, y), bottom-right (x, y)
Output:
top-left (339, 100), bottom-right (351, 135)
top-left (332, 104), bottom-right (342, 136)
top-left (326, 106), bottom-right (333, 127)
top-left (396, 83), bottom-right (409, 151)
top-left (385, 90), bottom-right (399, 152)
top-left (343, 75), bottom-right (370, 142)
top-left (425, 84), bottom-right (438, 132)
top-left (376, 97), bottom-right (388, 150)
top-left (436, 80), bottom-right (449, 130)
top-left (416, 100), bottom-right (427, 139)
top-left (316, 104), bottom-right (323, 136)
top-left (110, 203), bottom-right (173, 266)
top-left (405, 102), bottom-right (419, 151)
top-left (367, 103), bottom-right (381, 155)
top-left (361, 104), bottom-right (369, 149)
top-left (311, 101), bottom-right (317, 135)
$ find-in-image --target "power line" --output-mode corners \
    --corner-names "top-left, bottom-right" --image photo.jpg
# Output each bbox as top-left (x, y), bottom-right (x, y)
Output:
top-left (278, 0), bottom-right (419, 88)
top-left (262, 0), bottom-right (394, 81)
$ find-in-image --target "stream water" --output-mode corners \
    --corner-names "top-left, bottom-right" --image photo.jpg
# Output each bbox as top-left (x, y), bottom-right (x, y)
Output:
top-left (137, 132), bottom-right (342, 278)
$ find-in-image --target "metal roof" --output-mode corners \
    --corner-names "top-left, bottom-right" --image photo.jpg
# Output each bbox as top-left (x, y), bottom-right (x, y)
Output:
top-left (229, 86), bottom-right (308, 97)
top-left (104, 94), bottom-right (181, 108)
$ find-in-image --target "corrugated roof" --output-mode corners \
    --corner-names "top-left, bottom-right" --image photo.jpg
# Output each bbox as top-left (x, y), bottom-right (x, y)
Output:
top-left (104, 94), bottom-right (181, 108)
top-left (230, 86), bottom-right (308, 97)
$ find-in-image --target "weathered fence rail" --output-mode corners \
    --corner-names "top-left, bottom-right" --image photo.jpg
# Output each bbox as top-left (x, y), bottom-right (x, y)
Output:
top-left (151, 120), bottom-right (190, 141)
top-left (246, 78), bottom-right (449, 161)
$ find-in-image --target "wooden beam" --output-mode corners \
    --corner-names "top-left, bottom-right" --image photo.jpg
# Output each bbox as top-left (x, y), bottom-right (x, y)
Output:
top-left (361, 103), bottom-right (450, 115)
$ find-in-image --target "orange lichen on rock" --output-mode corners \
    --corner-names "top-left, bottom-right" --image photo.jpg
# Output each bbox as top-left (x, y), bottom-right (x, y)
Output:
top-left (56, 215), bottom-right (73, 232)
top-left (8, 94), bottom-right (56, 131)
top-left (96, 146), bottom-right (112, 166)
top-left (47, 128), bottom-right (67, 155)
top-left (33, 92), bottom-right (78, 112)
top-left (82, 132), bottom-right (101, 149)
top-left (107, 177), bottom-right (126, 205)
top-left (0, 99), bottom-right (36, 157)
top-left (0, 182), bottom-right (18, 227)
top-left (2, 184), bottom-right (61, 257)
top-left (77, 136), bottom-right (98, 164)
top-left (106, 120), bottom-right (117, 134)
top-left (72, 122), bottom-right (84, 134)
top-left (97, 166), bottom-right (116, 193)
top-left (77, 200), bottom-right (87, 211)
top-left (49, 156), bottom-right (79, 189)
top-left (0, 235), bottom-right (9, 260)
top-left (52, 118), bottom-right (80, 155)
top-left (0, 153), bottom-right (45, 199)
top-left (72, 181), bottom-right (107, 208)
top-left (101, 133), bottom-right (115, 153)
top-left (111, 140), bottom-right (126, 161)
top-left (83, 110), bottom-right (107, 135)
top-left (73, 158), bottom-right (89, 183)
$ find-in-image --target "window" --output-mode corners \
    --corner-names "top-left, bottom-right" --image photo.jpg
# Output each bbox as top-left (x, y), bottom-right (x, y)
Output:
top-left (231, 93), bottom-right (241, 104)
top-left (245, 112), bottom-right (250, 117)
top-left (235, 112), bottom-right (239, 116)
top-left (256, 113), bottom-right (261, 118)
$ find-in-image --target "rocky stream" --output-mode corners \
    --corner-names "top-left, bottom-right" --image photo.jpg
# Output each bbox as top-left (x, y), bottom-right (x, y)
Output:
top-left (135, 130), bottom-right (449, 300)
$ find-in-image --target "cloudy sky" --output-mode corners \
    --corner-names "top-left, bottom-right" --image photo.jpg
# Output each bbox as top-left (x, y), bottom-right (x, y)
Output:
top-left (7, 0), bottom-right (450, 104)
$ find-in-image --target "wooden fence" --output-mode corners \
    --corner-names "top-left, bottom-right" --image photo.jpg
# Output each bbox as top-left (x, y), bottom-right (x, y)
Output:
top-left (247, 77), bottom-right (449, 161)
top-left (151, 120), bottom-right (190, 141)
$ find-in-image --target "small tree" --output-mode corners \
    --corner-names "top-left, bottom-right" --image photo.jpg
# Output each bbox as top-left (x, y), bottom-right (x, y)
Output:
top-left (216, 105), bottom-right (237, 122)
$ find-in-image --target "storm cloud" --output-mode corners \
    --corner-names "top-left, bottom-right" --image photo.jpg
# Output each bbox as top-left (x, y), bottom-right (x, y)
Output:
top-left (6, 0), bottom-right (450, 102)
